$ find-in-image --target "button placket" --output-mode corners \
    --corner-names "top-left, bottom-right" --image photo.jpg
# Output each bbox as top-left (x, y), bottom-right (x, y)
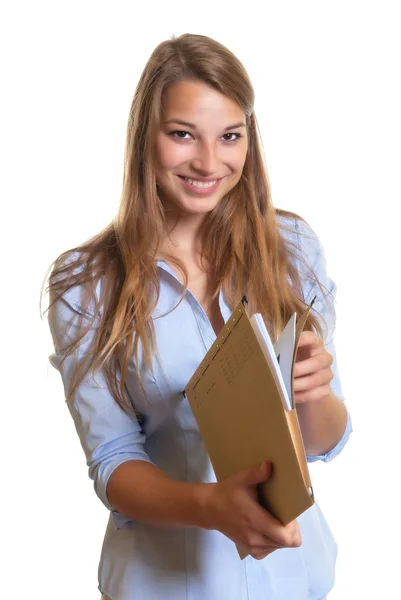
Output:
top-left (157, 259), bottom-right (226, 350)
top-left (186, 291), bottom-right (214, 351)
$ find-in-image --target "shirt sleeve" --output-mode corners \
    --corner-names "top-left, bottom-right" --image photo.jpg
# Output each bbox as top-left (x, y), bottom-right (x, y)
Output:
top-left (47, 280), bottom-right (154, 528)
top-left (294, 218), bottom-right (353, 463)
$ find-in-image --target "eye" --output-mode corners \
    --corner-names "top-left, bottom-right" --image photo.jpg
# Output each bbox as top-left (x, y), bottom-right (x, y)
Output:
top-left (170, 130), bottom-right (191, 140)
top-left (222, 132), bottom-right (243, 143)
top-left (168, 130), bottom-right (243, 142)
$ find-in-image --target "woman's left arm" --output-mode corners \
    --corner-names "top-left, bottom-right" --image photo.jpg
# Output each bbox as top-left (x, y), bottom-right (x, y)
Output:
top-left (292, 217), bottom-right (353, 461)
top-left (294, 331), bottom-right (349, 456)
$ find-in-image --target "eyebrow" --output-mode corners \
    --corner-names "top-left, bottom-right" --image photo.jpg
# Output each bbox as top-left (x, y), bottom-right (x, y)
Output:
top-left (163, 119), bottom-right (246, 131)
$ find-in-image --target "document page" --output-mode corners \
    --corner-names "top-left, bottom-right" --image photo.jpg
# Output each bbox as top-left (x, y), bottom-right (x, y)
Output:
top-left (251, 313), bottom-right (291, 410)
top-left (273, 313), bottom-right (297, 407)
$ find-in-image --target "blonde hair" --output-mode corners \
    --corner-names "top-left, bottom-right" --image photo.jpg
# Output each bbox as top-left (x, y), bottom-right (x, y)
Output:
top-left (41, 33), bottom-right (329, 415)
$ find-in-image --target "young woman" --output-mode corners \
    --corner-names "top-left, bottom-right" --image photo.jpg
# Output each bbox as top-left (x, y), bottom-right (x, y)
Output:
top-left (44, 33), bottom-right (352, 600)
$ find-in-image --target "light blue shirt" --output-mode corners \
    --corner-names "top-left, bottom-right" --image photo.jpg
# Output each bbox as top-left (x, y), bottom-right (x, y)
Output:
top-left (48, 215), bottom-right (352, 600)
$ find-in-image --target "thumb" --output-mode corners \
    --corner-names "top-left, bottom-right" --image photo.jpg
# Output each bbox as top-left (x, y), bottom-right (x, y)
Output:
top-left (237, 460), bottom-right (272, 487)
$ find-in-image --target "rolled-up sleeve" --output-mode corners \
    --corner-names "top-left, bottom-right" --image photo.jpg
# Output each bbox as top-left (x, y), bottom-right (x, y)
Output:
top-left (48, 284), bottom-right (153, 525)
top-left (294, 218), bottom-right (353, 463)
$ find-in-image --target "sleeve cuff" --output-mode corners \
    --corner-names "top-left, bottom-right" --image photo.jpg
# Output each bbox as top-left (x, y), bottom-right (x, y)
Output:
top-left (91, 452), bottom-right (155, 529)
top-left (306, 411), bottom-right (353, 463)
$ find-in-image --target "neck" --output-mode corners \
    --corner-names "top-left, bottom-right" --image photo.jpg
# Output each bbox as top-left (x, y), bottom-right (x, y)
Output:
top-left (162, 213), bottom-right (206, 255)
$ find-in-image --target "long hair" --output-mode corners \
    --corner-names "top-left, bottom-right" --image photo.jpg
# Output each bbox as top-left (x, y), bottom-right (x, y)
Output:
top-left (41, 33), bottom-right (330, 416)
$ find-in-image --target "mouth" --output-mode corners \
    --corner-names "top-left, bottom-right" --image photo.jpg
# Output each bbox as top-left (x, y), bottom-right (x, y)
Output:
top-left (177, 175), bottom-right (223, 195)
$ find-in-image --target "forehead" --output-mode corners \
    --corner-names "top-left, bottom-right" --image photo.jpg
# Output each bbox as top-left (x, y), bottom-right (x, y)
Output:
top-left (161, 80), bottom-right (245, 124)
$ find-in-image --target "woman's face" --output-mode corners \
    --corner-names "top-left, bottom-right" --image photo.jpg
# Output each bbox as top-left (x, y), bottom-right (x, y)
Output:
top-left (154, 80), bottom-right (248, 219)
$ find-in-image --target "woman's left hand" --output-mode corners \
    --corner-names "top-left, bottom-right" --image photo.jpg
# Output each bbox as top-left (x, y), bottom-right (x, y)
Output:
top-left (292, 331), bottom-right (334, 404)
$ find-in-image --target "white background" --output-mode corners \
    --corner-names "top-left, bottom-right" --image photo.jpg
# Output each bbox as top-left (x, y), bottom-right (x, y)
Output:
top-left (2, 1), bottom-right (400, 598)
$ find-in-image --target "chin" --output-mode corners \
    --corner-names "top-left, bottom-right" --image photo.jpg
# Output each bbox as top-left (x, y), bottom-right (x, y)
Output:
top-left (161, 189), bottom-right (224, 216)
top-left (178, 195), bottom-right (224, 215)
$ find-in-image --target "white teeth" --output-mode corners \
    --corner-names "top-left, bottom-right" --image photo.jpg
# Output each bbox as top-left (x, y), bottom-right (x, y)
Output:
top-left (183, 177), bottom-right (217, 188)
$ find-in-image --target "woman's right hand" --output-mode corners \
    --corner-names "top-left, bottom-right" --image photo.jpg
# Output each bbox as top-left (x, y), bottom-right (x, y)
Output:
top-left (200, 461), bottom-right (302, 560)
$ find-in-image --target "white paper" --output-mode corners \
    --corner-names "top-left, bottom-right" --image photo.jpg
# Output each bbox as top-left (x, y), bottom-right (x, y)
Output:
top-left (273, 313), bottom-right (297, 407)
top-left (250, 313), bottom-right (292, 411)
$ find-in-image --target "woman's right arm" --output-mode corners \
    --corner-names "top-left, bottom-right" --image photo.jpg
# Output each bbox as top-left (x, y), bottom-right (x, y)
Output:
top-left (48, 286), bottom-right (300, 560)
top-left (107, 459), bottom-right (302, 559)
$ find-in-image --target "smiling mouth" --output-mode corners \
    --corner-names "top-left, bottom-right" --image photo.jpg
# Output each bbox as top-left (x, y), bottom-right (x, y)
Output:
top-left (176, 175), bottom-right (224, 195)
top-left (177, 175), bottom-right (222, 188)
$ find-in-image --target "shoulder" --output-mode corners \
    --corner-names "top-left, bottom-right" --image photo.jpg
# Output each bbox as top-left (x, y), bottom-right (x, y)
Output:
top-left (50, 249), bottom-right (104, 319)
top-left (275, 209), bottom-right (331, 298)
top-left (276, 209), bottom-right (323, 266)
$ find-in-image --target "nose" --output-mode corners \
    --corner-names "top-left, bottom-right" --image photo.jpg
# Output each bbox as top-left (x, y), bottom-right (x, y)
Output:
top-left (191, 141), bottom-right (220, 175)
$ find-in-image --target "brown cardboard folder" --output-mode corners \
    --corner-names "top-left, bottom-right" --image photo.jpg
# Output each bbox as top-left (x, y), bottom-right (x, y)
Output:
top-left (184, 296), bottom-right (316, 560)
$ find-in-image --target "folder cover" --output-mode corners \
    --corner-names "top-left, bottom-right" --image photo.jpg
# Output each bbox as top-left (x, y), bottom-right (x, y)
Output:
top-left (184, 296), bottom-right (316, 559)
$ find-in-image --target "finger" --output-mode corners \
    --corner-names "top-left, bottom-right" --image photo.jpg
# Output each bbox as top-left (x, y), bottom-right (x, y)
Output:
top-left (242, 532), bottom-right (285, 550)
top-left (250, 506), bottom-right (302, 547)
top-left (293, 354), bottom-right (333, 377)
top-left (250, 547), bottom-right (278, 560)
top-left (283, 520), bottom-right (302, 546)
top-left (232, 460), bottom-right (272, 489)
top-left (297, 331), bottom-right (322, 348)
top-left (248, 521), bottom-right (302, 560)
top-left (293, 369), bottom-right (334, 392)
top-left (294, 383), bottom-right (332, 404)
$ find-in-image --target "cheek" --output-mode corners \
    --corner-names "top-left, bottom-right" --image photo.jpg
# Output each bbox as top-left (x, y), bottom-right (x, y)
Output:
top-left (156, 138), bottom-right (188, 170)
top-left (229, 145), bottom-right (248, 172)
top-left (230, 154), bottom-right (247, 178)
